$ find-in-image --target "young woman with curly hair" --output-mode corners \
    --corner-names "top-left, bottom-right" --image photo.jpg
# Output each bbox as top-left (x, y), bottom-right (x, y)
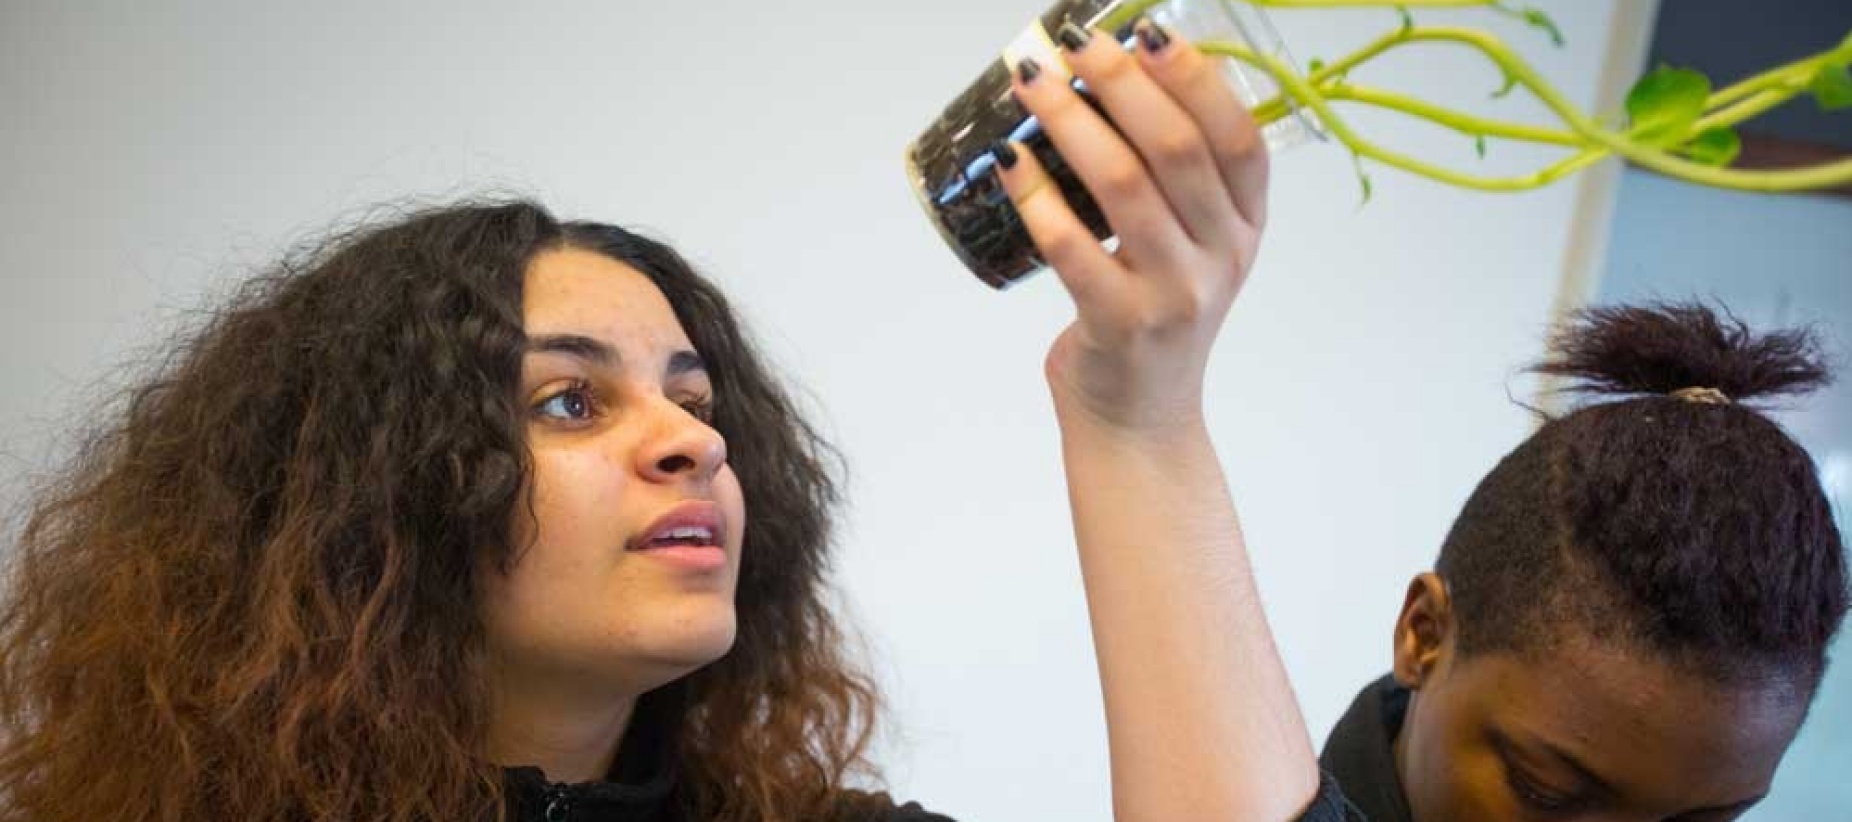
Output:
top-left (1, 22), bottom-right (1356, 822)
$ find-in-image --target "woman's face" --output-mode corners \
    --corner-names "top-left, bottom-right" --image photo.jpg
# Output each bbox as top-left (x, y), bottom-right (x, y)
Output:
top-left (481, 247), bottom-right (748, 699)
top-left (1393, 575), bottom-right (1810, 822)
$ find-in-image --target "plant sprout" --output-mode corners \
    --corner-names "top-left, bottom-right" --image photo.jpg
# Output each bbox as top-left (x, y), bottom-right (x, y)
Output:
top-left (1095, 0), bottom-right (1852, 201)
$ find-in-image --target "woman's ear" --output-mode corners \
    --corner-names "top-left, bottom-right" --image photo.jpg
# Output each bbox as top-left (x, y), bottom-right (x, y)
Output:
top-left (1392, 572), bottom-right (1454, 691)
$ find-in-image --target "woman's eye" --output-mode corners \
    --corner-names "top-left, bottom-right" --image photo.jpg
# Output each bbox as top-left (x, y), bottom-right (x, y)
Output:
top-left (534, 382), bottom-right (597, 422)
top-left (1507, 769), bottom-right (1581, 814)
top-left (680, 396), bottom-right (715, 424)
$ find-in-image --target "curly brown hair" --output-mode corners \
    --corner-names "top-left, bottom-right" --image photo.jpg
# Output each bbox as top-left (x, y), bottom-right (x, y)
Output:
top-left (0, 200), bottom-right (884, 822)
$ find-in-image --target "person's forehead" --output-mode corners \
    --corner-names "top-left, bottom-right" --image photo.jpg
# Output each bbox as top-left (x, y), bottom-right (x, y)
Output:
top-left (1465, 641), bottom-right (1803, 806)
top-left (523, 249), bottom-right (690, 351)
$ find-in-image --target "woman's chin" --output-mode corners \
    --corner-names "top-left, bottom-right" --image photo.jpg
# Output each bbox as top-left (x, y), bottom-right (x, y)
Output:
top-left (637, 604), bottom-right (739, 673)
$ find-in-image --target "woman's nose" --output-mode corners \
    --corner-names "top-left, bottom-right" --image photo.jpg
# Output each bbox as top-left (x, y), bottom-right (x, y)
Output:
top-left (636, 399), bottom-right (726, 483)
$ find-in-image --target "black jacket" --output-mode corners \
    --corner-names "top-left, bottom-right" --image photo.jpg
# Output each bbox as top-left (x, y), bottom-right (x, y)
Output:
top-left (503, 690), bottom-right (1365, 821)
top-left (500, 688), bottom-right (951, 822)
top-left (1319, 675), bottom-right (1415, 822)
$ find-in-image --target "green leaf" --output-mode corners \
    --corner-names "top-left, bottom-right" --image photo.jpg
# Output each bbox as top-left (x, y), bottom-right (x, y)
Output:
top-left (1626, 65), bottom-right (1712, 147)
top-left (1679, 127), bottom-right (1742, 167)
top-left (1309, 57), bottom-right (1327, 74)
top-left (1810, 61), bottom-right (1852, 111)
top-left (1397, 5), bottom-right (1414, 34)
top-left (1475, 134), bottom-right (1488, 158)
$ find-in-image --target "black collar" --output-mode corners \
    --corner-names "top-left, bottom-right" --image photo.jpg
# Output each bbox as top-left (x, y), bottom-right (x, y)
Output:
top-left (501, 688), bottom-right (681, 822)
top-left (503, 763), bottom-right (674, 822)
top-left (1320, 674), bottom-right (1416, 822)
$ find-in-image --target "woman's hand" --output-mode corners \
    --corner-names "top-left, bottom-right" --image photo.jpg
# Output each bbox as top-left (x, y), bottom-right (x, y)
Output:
top-left (995, 19), bottom-right (1269, 434)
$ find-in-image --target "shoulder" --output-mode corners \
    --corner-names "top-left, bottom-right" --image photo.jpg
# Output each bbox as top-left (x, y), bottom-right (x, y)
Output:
top-left (832, 791), bottom-right (957, 822)
top-left (1298, 769), bottom-right (1370, 822)
top-left (831, 775), bottom-right (1364, 822)
top-left (874, 800), bottom-right (957, 822)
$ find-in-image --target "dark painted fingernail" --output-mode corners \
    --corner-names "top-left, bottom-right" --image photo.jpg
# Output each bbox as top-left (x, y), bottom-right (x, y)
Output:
top-left (991, 141), bottom-right (1019, 171)
top-left (1136, 19), bottom-right (1172, 53)
top-left (1057, 22), bottom-right (1092, 52)
top-left (1017, 57), bottom-right (1042, 85)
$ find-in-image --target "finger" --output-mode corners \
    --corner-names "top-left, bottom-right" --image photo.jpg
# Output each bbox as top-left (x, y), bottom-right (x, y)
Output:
top-left (1011, 53), bottom-right (1191, 268)
top-left (992, 140), bottom-right (1125, 309)
top-left (1057, 22), bottom-right (1238, 248)
top-left (1132, 20), bottom-right (1270, 230)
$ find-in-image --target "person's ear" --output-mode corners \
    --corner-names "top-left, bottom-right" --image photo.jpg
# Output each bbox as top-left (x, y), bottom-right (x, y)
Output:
top-left (1392, 572), bottom-right (1454, 690)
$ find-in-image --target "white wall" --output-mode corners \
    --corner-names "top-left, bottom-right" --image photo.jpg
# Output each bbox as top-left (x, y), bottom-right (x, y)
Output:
top-left (1597, 168), bottom-right (1852, 821)
top-left (2, 2), bottom-right (1649, 818)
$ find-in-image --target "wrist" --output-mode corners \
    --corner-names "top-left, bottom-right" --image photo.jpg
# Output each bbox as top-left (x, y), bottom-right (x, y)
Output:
top-left (1051, 389), bottom-right (1213, 455)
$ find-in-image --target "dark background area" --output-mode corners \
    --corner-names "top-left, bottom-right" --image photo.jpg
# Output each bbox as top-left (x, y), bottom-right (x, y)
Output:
top-left (1649, 0), bottom-right (1851, 151)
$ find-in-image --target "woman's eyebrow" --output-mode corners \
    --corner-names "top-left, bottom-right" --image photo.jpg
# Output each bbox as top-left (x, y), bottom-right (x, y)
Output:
top-left (667, 350), bottom-right (706, 378)
top-left (527, 333), bottom-right (618, 366)
top-left (527, 334), bottom-right (705, 380)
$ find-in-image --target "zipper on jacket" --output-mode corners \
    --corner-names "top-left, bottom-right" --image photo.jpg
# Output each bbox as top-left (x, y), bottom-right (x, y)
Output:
top-left (541, 782), bottom-right (575, 822)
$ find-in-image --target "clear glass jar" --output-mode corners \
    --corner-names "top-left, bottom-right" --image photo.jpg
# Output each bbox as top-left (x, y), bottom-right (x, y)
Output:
top-left (906, 0), bottom-right (1320, 289)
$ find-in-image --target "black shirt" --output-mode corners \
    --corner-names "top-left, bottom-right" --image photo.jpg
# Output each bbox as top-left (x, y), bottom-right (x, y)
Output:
top-left (501, 686), bottom-right (683, 822)
top-left (500, 687), bottom-right (956, 822)
top-left (1320, 675), bottom-right (1415, 822)
top-left (503, 690), bottom-right (1366, 821)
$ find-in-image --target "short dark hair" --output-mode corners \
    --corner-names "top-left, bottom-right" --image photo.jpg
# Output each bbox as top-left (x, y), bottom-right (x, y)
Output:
top-left (1436, 301), bottom-right (1847, 688)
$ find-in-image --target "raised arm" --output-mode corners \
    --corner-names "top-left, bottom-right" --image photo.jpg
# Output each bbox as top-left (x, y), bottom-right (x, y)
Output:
top-left (992, 19), bottom-right (1332, 822)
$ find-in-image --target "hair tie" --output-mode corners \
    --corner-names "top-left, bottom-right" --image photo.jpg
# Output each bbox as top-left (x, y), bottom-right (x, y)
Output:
top-left (1670, 386), bottom-right (1731, 405)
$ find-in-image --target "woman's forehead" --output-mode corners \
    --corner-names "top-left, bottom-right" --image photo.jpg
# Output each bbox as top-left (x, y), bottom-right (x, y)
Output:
top-left (523, 248), bottom-right (692, 353)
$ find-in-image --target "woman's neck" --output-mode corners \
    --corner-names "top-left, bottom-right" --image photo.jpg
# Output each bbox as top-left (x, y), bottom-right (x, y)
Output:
top-left (488, 673), bottom-right (639, 783)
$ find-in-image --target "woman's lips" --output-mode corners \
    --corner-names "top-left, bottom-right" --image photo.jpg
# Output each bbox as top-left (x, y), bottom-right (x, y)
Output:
top-left (630, 500), bottom-right (728, 572)
top-left (633, 543), bottom-right (727, 572)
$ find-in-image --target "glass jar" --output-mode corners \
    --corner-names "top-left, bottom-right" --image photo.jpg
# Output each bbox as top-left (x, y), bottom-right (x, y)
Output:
top-left (906, 0), bottom-right (1321, 289)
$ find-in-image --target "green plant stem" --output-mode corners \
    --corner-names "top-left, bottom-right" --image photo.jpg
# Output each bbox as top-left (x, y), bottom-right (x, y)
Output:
top-left (1696, 86), bottom-right (1807, 132)
top-left (1318, 85), bottom-right (1582, 144)
top-left (1203, 40), bottom-right (1580, 190)
top-left (1259, 51), bottom-right (1817, 150)
top-left (1251, 28), bottom-right (1411, 124)
top-left (1106, 0), bottom-right (1495, 27)
top-left (1095, 0), bottom-right (1852, 193)
top-left (1381, 28), bottom-right (1851, 190)
top-left (1282, 82), bottom-right (1808, 146)
top-left (1704, 50), bottom-right (1839, 112)
top-left (1198, 28), bottom-right (1852, 192)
